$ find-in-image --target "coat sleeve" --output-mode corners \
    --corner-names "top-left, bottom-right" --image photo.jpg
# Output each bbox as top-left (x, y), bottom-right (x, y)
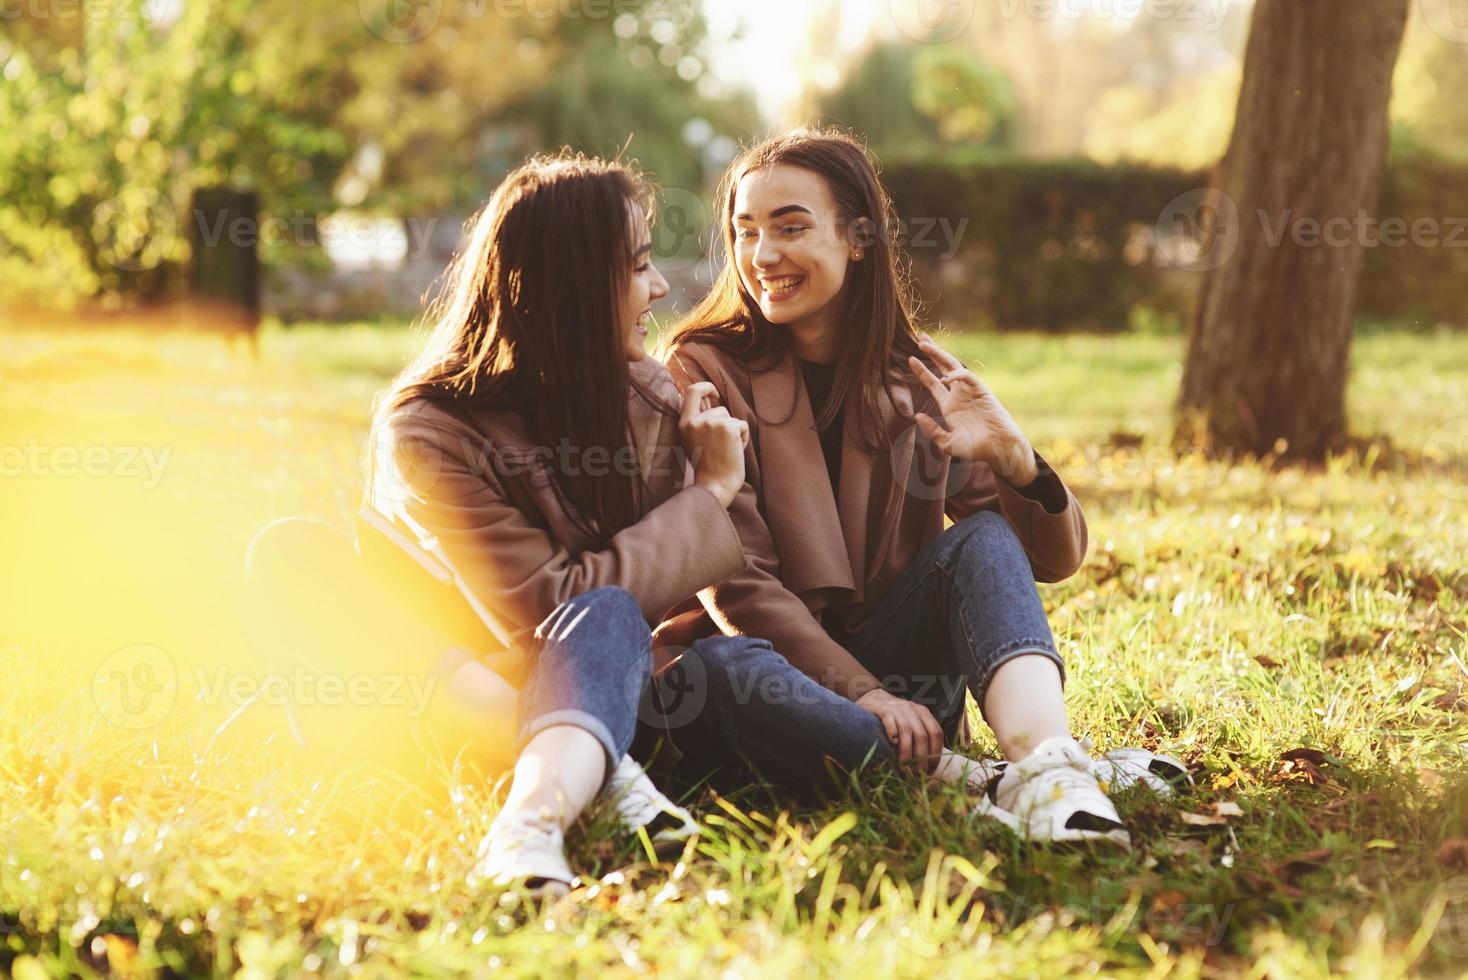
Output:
top-left (665, 347), bottom-right (884, 701)
top-left (944, 450), bottom-right (1089, 583)
top-left (374, 406), bottom-right (748, 633)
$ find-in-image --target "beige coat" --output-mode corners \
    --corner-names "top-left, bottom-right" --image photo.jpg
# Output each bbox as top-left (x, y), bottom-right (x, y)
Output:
top-left (366, 357), bottom-right (748, 658)
top-left (664, 341), bottom-right (1089, 701)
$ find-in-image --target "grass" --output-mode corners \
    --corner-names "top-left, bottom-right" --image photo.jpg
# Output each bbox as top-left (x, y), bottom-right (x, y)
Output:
top-left (2, 319), bottom-right (1467, 977)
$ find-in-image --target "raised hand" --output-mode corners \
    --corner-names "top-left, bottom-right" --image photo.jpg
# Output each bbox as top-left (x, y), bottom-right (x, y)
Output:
top-left (908, 335), bottom-right (1038, 487)
top-left (679, 381), bottom-right (750, 508)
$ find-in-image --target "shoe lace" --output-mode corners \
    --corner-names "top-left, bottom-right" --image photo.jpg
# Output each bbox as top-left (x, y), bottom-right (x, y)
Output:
top-left (483, 810), bottom-right (562, 858)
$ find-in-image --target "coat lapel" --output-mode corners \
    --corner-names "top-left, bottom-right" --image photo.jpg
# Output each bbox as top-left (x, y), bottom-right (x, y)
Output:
top-left (628, 358), bottom-right (684, 505)
top-left (838, 374), bottom-right (917, 592)
top-left (750, 351), bottom-right (856, 598)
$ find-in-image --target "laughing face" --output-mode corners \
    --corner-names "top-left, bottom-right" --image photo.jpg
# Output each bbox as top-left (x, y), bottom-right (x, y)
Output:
top-left (620, 207), bottom-right (669, 361)
top-left (732, 164), bottom-right (861, 352)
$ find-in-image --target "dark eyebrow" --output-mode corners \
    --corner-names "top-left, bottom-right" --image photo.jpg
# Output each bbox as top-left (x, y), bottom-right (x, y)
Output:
top-left (632, 242), bottom-right (653, 259)
top-left (733, 204), bottom-right (814, 222)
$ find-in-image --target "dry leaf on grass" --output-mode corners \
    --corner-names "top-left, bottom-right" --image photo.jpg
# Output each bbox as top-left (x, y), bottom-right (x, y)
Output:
top-left (1179, 801), bottom-right (1243, 827)
top-left (1437, 837), bottom-right (1468, 871)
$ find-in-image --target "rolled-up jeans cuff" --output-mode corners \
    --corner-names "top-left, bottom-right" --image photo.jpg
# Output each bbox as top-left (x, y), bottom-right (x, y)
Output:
top-left (516, 708), bottom-right (620, 785)
top-left (974, 640), bottom-right (1066, 723)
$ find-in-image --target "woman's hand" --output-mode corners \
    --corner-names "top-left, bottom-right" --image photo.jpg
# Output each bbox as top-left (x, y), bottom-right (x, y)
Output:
top-left (679, 381), bottom-right (749, 509)
top-left (908, 335), bottom-right (1039, 487)
top-left (855, 687), bottom-right (944, 769)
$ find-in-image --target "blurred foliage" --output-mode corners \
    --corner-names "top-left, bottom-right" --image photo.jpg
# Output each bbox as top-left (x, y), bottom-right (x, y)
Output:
top-left (0, 0), bottom-right (740, 309)
top-left (886, 158), bottom-right (1198, 333)
top-left (885, 156), bottom-right (1468, 333)
top-left (1082, 66), bottom-right (1241, 172)
top-left (1389, 19), bottom-right (1468, 166)
top-left (508, 12), bottom-right (757, 197)
top-left (817, 41), bottom-right (1015, 160)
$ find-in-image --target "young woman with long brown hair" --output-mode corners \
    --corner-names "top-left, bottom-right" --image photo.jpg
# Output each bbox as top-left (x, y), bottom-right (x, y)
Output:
top-left (365, 152), bottom-right (763, 894)
top-left (664, 129), bottom-right (1188, 846)
top-left (365, 151), bottom-right (963, 894)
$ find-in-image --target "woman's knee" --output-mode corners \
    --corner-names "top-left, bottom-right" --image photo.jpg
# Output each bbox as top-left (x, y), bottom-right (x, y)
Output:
top-left (944, 511), bottom-right (1029, 568)
top-left (536, 587), bottom-right (653, 683)
top-left (541, 586), bottom-right (647, 643)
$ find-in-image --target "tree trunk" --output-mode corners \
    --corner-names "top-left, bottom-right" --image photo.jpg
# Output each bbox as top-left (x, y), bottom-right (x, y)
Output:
top-left (1176, 0), bottom-right (1410, 462)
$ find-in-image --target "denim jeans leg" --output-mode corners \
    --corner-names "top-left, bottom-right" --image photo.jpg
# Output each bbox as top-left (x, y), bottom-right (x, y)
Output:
top-left (848, 510), bottom-right (1065, 735)
top-left (515, 586), bottom-right (654, 776)
top-left (660, 635), bottom-right (895, 792)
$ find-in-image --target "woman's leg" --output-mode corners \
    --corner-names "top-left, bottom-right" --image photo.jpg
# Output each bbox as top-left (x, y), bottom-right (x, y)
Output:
top-left (501, 585), bottom-right (652, 824)
top-left (656, 635), bottom-right (896, 797)
top-left (478, 587), bottom-right (653, 889)
top-left (846, 510), bottom-right (1070, 761)
top-left (848, 512), bottom-right (1127, 843)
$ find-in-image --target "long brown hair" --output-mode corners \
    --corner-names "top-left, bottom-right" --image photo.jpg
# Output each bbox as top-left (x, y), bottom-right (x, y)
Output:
top-left (666, 127), bottom-right (926, 450)
top-left (377, 151), bottom-right (661, 543)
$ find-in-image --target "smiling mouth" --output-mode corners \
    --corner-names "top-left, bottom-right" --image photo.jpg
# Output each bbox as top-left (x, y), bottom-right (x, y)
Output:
top-left (634, 309), bottom-right (652, 335)
top-left (760, 275), bottom-right (805, 299)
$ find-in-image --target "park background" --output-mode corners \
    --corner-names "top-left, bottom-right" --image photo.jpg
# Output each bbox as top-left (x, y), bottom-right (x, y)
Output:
top-left (3, 0), bottom-right (1468, 976)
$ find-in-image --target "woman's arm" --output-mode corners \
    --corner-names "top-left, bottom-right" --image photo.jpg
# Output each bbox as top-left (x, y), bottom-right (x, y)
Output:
top-left (374, 407), bottom-right (748, 633)
top-left (944, 454), bottom-right (1089, 583)
top-left (666, 347), bottom-right (884, 701)
top-left (908, 336), bottom-right (1088, 582)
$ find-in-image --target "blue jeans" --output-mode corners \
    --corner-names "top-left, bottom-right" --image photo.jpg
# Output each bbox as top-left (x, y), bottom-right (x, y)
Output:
top-left (516, 587), bottom-right (653, 776)
top-left (660, 511), bottom-right (1065, 791)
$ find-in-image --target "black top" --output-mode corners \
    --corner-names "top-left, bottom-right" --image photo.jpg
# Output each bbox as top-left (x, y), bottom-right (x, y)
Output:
top-left (799, 359), bottom-right (845, 494)
top-left (798, 358), bottom-right (1069, 515)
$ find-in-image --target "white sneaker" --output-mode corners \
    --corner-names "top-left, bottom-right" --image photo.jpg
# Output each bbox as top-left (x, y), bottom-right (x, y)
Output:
top-left (471, 809), bottom-right (575, 897)
top-left (1089, 745), bottom-right (1192, 797)
top-left (983, 742), bottom-right (1193, 798)
top-left (928, 749), bottom-right (1006, 795)
top-left (987, 736), bottom-right (1130, 847)
top-left (604, 754), bottom-right (699, 852)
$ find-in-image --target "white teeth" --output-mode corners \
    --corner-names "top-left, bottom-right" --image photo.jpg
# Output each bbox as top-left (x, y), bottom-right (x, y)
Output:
top-left (763, 276), bottom-right (803, 295)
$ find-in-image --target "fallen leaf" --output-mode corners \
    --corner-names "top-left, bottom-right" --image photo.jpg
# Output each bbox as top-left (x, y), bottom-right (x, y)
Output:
top-left (1150, 889), bottom-right (1186, 914)
top-left (1214, 801), bottom-right (1244, 818)
top-left (1180, 811), bottom-right (1228, 827)
top-left (1269, 847), bottom-right (1333, 884)
top-left (1437, 838), bottom-right (1468, 871)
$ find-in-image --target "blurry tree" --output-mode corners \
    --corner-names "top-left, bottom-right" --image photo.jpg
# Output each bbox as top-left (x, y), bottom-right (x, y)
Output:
top-left (507, 7), bottom-right (756, 197)
top-left (1, 0), bottom-right (351, 305)
top-left (1176, 0), bottom-right (1412, 461)
top-left (817, 41), bottom-right (1014, 159)
top-left (1, 0), bottom-right (739, 307)
top-left (1390, 15), bottom-right (1468, 164)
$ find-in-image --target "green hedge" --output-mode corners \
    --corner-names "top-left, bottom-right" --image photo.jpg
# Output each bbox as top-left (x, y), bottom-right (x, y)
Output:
top-left (882, 156), bottom-right (1468, 332)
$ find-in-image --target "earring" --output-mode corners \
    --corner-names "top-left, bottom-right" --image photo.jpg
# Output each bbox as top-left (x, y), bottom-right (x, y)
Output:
top-left (852, 249), bottom-right (863, 260)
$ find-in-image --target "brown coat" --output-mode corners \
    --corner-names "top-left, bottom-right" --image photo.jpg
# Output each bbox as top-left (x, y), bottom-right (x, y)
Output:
top-left (366, 357), bottom-right (748, 653)
top-left (665, 341), bottom-right (1089, 701)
